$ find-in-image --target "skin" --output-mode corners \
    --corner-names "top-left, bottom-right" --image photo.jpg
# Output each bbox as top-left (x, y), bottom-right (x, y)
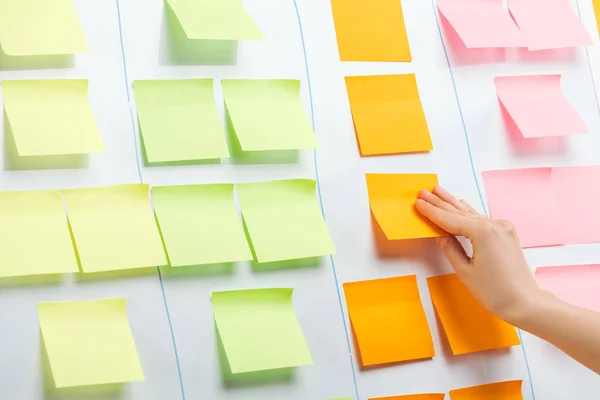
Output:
top-left (416, 185), bottom-right (600, 374)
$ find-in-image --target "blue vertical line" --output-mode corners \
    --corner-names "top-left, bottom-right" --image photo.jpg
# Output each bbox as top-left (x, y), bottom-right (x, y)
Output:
top-left (574, 0), bottom-right (600, 119)
top-left (291, 1), bottom-right (361, 399)
top-left (430, 1), bottom-right (536, 398)
top-left (114, 1), bottom-right (186, 399)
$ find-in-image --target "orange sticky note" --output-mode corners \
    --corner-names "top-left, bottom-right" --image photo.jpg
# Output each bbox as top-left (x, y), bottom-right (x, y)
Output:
top-left (366, 174), bottom-right (445, 240)
top-left (595, 0), bottom-right (600, 35)
top-left (370, 395), bottom-right (445, 400)
top-left (450, 380), bottom-right (523, 400)
top-left (343, 276), bottom-right (435, 367)
top-left (330, 0), bottom-right (411, 62)
top-left (427, 274), bottom-right (520, 355)
top-left (345, 74), bottom-right (432, 156)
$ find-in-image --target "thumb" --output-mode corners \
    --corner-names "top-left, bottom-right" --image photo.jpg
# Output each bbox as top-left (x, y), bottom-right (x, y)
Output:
top-left (437, 236), bottom-right (470, 273)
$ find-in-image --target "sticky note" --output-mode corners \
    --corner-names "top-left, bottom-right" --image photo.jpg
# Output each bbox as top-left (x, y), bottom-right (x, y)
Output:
top-left (2, 80), bottom-right (104, 157)
top-left (437, 0), bottom-right (523, 48)
top-left (343, 276), bottom-right (435, 366)
top-left (370, 395), bottom-right (445, 400)
top-left (166, 0), bottom-right (262, 40)
top-left (427, 274), bottom-right (520, 355)
top-left (222, 80), bottom-right (318, 152)
top-left (38, 298), bottom-right (144, 388)
top-left (330, 0), bottom-right (411, 62)
top-left (236, 179), bottom-right (335, 263)
top-left (0, 0), bottom-right (87, 56)
top-left (64, 184), bottom-right (167, 273)
top-left (345, 75), bottom-right (432, 156)
top-left (482, 168), bottom-right (563, 248)
top-left (450, 380), bottom-right (523, 400)
top-left (594, 0), bottom-right (600, 35)
top-left (0, 190), bottom-right (78, 278)
top-left (152, 184), bottom-right (252, 267)
top-left (495, 75), bottom-right (587, 138)
top-left (507, 0), bottom-right (592, 51)
top-left (133, 79), bottom-right (229, 164)
top-left (366, 174), bottom-right (445, 240)
top-left (212, 288), bottom-right (313, 373)
top-left (535, 264), bottom-right (600, 312)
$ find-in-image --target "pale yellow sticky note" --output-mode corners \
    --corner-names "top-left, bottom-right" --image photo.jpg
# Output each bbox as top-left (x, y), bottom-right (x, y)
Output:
top-left (0, 0), bottom-right (88, 56)
top-left (0, 190), bottom-right (78, 278)
top-left (64, 184), bottom-right (168, 273)
top-left (2, 80), bottom-right (104, 156)
top-left (38, 298), bottom-right (144, 388)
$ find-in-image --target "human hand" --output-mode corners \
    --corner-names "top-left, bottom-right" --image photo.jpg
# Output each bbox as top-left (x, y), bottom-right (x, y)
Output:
top-left (415, 186), bottom-right (542, 325)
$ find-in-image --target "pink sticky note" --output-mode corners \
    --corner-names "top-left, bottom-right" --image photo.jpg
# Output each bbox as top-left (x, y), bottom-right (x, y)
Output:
top-left (495, 75), bottom-right (588, 138)
top-left (536, 264), bottom-right (600, 312)
top-left (482, 168), bottom-right (563, 248)
top-left (437, 0), bottom-right (524, 48)
top-left (508, 0), bottom-right (593, 51)
top-left (551, 166), bottom-right (600, 244)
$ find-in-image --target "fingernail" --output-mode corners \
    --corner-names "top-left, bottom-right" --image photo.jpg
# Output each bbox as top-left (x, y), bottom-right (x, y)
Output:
top-left (416, 199), bottom-right (426, 205)
top-left (435, 185), bottom-right (448, 194)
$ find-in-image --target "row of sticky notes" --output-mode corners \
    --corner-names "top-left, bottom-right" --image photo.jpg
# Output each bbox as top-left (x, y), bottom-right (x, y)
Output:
top-left (345, 74), bottom-right (433, 156)
top-left (367, 380), bottom-right (524, 400)
top-left (438, 0), bottom-right (592, 51)
top-left (0, 180), bottom-right (334, 278)
top-left (133, 79), bottom-right (317, 164)
top-left (0, 0), bottom-right (261, 57)
top-left (344, 274), bottom-right (519, 367)
top-left (482, 166), bottom-right (600, 248)
top-left (40, 288), bottom-right (311, 388)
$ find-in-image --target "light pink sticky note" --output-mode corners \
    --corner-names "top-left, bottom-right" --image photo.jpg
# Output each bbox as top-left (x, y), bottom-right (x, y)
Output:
top-left (536, 264), bottom-right (600, 312)
top-left (482, 168), bottom-right (564, 248)
top-left (551, 166), bottom-right (600, 244)
top-left (508, 0), bottom-right (593, 51)
top-left (494, 75), bottom-right (588, 138)
top-left (437, 0), bottom-right (524, 48)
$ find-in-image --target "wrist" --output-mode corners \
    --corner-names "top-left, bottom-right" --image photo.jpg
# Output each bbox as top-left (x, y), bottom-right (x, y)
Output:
top-left (501, 288), bottom-right (549, 328)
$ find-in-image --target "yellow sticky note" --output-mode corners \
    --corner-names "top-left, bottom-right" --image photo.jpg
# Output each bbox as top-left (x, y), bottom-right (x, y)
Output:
top-left (366, 174), bottom-right (445, 240)
top-left (0, 190), bottom-right (78, 278)
top-left (595, 0), bottom-right (600, 35)
top-left (343, 276), bottom-right (435, 367)
top-left (330, 0), bottom-right (411, 62)
top-left (64, 184), bottom-right (168, 273)
top-left (450, 381), bottom-right (523, 400)
top-left (370, 395), bottom-right (446, 400)
top-left (0, 0), bottom-right (88, 56)
top-left (428, 274), bottom-right (521, 355)
top-left (2, 80), bottom-right (104, 157)
top-left (39, 298), bottom-right (144, 388)
top-left (345, 75), bottom-right (432, 156)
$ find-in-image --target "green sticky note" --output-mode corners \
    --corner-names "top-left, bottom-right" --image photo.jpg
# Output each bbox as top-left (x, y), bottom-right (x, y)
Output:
top-left (39, 298), bottom-right (144, 388)
top-left (152, 184), bottom-right (252, 267)
top-left (2, 80), bottom-right (104, 156)
top-left (133, 79), bottom-right (229, 164)
top-left (166, 0), bottom-right (262, 41)
top-left (0, 0), bottom-right (88, 56)
top-left (222, 79), bottom-right (319, 152)
top-left (64, 184), bottom-right (168, 273)
top-left (212, 288), bottom-right (313, 374)
top-left (237, 179), bottom-right (335, 263)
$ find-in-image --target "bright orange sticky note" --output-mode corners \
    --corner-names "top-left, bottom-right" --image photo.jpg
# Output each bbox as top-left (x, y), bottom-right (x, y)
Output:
top-left (427, 274), bottom-right (520, 355)
top-left (450, 380), bottom-right (523, 400)
top-left (370, 395), bottom-right (445, 400)
top-left (330, 0), bottom-right (411, 62)
top-left (345, 74), bottom-right (432, 156)
top-left (595, 0), bottom-right (600, 35)
top-left (366, 174), bottom-right (445, 240)
top-left (344, 276), bottom-right (435, 367)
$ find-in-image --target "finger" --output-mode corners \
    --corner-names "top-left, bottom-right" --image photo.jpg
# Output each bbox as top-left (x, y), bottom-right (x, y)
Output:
top-left (418, 189), bottom-right (457, 213)
top-left (460, 199), bottom-right (479, 215)
top-left (416, 199), bottom-right (477, 238)
top-left (437, 236), bottom-right (471, 274)
top-left (433, 185), bottom-right (474, 214)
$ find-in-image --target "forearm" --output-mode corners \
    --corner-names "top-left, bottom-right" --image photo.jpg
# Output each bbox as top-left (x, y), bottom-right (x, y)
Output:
top-left (512, 290), bottom-right (600, 374)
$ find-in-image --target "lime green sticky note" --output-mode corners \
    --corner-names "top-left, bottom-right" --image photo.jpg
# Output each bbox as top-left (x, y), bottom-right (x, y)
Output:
top-left (212, 288), bottom-right (313, 373)
top-left (236, 179), bottom-right (335, 263)
top-left (0, 190), bottom-right (78, 278)
top-left (0, 0), bottom-right (88, 56)
top-left (152, 184), bottom-right (252, 266)
top-left (64, 184), bottom-right (168, 273)
top-left (39, 298), bottom-right (144, 388)
top-left (222, 80), bottom-right (319, 151)
top-left (166, 0), bottom-right (262, 40)
top-left (133, 79), bottom-right (229, 164)
top-left (2, 80), bottom-right (104, 157)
